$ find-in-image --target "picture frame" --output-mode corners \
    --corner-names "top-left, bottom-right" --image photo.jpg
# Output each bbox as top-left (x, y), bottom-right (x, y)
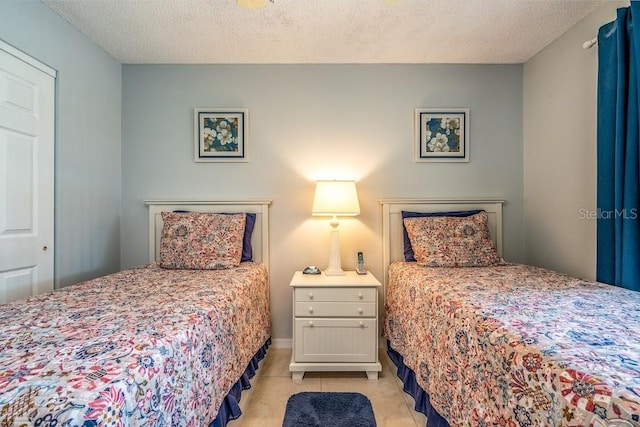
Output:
top-left (194, 108), bottom-right (248, 162)
top-left (414, 108), bottom-right (469, 162)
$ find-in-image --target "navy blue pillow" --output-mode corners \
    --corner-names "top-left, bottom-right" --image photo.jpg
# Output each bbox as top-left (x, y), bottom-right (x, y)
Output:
top-left (172, 211), bottom-right (256, 262)
top-left (241, 213), bottom-right (256, 262)
top-left (401, 210), bottom-right (484, 262)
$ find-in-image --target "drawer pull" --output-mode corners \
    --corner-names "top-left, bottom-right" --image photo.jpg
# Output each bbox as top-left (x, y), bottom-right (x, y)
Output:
top-left (308, 306), bottom-right (314, 313)
top-left (359, 321), bottom-right (364, 328)
top-left (358, 292), bottom-right (363, 299)
top-left (358, 308), bottom-right (363, 314)
top-left (308, 321), bottom-right (314, 327)
top-left (308, 292), bottom-right (314, 299)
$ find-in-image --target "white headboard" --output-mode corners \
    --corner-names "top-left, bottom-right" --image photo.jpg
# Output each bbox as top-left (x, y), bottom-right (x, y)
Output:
top-left (380, 198), bottom-right (505, 289)
top-left (145, 199), bottom-right (272, 270)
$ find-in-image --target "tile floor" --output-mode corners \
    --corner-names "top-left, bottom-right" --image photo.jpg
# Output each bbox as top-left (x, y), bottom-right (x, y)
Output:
top-left (227, 347), bottom-right (428, 427)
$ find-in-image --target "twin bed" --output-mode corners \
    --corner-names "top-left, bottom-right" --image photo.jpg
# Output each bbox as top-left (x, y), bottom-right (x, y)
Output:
top-left (0, 200), bottom-right (271, 426)
top-left (381, 199), bottom-right (640, 426)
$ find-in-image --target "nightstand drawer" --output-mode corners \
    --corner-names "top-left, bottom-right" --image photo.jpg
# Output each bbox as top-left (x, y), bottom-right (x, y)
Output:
top-left (294, 318), bottom-right (377, 363)
top-left (294, 287), bottom-right (376, 302)
top-left (295, 302), bottom-right (376, 317)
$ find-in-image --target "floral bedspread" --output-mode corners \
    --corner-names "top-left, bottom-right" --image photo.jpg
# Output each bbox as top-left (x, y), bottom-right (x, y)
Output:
top-left (0, 262), bottom-right (270, 426)
top-left (384, 262), bottom-right (640, 426)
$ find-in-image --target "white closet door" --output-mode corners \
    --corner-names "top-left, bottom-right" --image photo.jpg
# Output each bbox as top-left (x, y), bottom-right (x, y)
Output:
top-left (0, 42), bottom-right (55, 304)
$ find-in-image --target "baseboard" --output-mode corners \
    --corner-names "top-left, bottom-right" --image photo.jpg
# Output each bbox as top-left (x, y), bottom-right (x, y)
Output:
top-left (271, 338), bottom-right (292, 348)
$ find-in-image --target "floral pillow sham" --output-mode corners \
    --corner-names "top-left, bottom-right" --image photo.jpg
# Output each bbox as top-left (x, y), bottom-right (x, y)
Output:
top-left (403, 211), bottom-right (502, 267)
top-left (401, 209), bottom-right (483, 261)
top-left (173, 210), bottom-right (256, 262)
top-left (160, 212), bottom-right (246, 270)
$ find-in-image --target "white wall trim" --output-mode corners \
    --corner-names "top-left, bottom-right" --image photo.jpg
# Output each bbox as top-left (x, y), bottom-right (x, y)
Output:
top-left (0, 39), bottom-right (57, 77)
top-left (270, 338), bottom-right (292, 348)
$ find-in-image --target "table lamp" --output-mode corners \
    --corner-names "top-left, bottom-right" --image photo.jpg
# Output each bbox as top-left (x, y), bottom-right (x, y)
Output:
top-left (312, 180), bottom-right (360, 276)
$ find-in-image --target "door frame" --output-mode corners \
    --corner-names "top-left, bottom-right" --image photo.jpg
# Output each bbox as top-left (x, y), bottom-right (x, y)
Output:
top-left (0, 38), bottom-right (57, 292)
top-left (0, 40), bottom-right (56, 78)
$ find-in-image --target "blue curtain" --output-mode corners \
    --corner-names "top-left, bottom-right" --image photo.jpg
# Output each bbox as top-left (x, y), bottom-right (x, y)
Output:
top-left (597, 4), bottom-right (640, 291)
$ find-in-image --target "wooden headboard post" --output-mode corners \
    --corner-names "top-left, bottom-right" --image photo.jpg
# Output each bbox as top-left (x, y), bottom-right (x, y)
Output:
top-left (145, 199), bottom-right (272, 271)
top-left (379, 198), bottom-right (505, 293)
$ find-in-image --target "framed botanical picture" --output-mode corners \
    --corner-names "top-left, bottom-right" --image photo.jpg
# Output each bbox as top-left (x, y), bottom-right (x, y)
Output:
top-left (194, 108), bottom-right (248, 162)
top-left (414, 108), bottom-right (469, 162)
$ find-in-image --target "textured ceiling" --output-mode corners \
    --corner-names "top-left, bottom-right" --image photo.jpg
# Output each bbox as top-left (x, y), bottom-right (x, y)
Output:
top-left (42, 0), bottom-right (605, 64)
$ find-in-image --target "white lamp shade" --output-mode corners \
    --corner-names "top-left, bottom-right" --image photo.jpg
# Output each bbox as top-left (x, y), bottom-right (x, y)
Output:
top-left (312, 180), bottom-right (360, 216)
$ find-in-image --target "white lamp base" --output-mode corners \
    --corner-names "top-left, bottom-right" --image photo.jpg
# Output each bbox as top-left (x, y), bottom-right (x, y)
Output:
top-left (324, 220), bottom-right (345, 276)
top-left (324, 269), bottom-right (345, 276)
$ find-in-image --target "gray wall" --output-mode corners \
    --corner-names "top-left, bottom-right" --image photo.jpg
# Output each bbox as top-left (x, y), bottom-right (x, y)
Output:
top-left (0, 0), bottom-right (122, 288)
top-left (121, 64), bottom-right (524, 341)
top-left (523, 1), bottom-right (626, 281)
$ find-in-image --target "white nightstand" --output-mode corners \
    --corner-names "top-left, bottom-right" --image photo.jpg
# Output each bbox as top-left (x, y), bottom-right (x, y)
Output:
top-left (288, 271), bottom-right (383, 380)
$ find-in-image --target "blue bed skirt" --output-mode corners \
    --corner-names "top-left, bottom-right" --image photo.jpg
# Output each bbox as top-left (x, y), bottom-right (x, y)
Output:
top-left (209, 338), bottom-right (271, 427)
top-left (387, 341), bottom-right (450, 427)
